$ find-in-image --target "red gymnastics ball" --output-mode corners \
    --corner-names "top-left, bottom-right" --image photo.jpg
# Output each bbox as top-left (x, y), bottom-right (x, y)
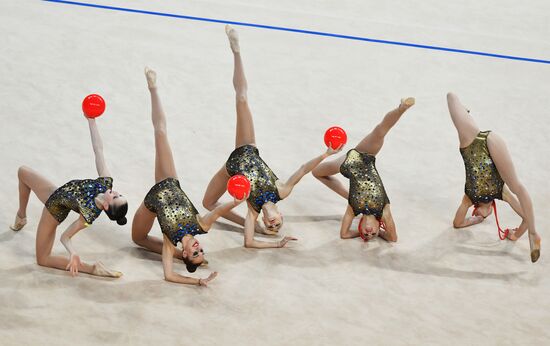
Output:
top-left (82, 94), bottom-right (106, 118)
top-left (227, 175), bottom-right (251, 200)
top-left (324, 126), bottom-right (347, 149)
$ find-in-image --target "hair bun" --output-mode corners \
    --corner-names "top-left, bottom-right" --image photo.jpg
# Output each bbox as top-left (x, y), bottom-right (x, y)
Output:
top-left (186, 264), bottom-right (198, 273)
top-left (117, 217), bottom-right (127, 226)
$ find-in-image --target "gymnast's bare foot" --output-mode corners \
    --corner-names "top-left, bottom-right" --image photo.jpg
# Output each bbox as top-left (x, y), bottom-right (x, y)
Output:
top-left (225, 25), bottom-right (240, 53)
top-left (10, 212), bottom-right (27, 231)
top-left (400, 97), bottom-right (415, 110)
top-left (92, 261), bottom-right (123, 278)
top-left (530, 232), bottom-right (541, 263)
top-left (145, 67), bottom-right (157, 90)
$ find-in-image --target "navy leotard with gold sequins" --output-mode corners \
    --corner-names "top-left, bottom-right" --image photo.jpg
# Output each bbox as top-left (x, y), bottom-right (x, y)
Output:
top-left (340, 149), bottom-right (389, 219)
top-left (460, 131), bottom-right (504, 205)
top-left (144, 178), bottom-right (206, 246)
top-left (225, 145), bottom-right (281, 213)
top-left (45, 177), bottom-right (113, 224)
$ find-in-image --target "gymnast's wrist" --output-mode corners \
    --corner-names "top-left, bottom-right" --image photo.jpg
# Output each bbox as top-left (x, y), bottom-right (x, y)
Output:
top-left (197, 278), bottom-right (202, 286)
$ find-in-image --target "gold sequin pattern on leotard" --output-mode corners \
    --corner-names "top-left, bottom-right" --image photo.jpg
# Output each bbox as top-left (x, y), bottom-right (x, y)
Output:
top-left (45, 177), bottom-right (113, 224)
top-left (340, 149), bottom-right (390, 219)
top-left (225, 145), bottom-right (281, 213)
top-left (460, 131), bottom-right (504, 204)
top-left (144, 178), bottom-right (205, 246)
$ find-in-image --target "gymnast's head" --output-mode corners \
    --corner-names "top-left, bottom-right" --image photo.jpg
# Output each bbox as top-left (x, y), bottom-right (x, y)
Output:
top-left (359, 214), bottom-right (380, 241)
top-left (101, 189), bottom-right (128, 225)
top-left (182, 236), bottom-right (204, 273)
top-left (261, 202), bottom-right (283, 233)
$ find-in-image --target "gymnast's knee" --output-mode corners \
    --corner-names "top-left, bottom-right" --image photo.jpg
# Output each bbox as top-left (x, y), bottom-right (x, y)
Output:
top-left (131, 229), bottom-right (148, 246)
top-left (17, 165), bottom-right (30, 179)
top-left (202, 197), bottom-right (217, 211)
top-left (312, 167), bottom-right (323, 180)
top-left (235, 92), bottom-right (248, 104)
top-left (36, 255), bottom-right (49, 267)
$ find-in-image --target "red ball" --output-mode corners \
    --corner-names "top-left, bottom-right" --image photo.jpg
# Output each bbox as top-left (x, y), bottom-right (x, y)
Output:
top-left (324, 126), bottom-right (347, 149)
top-left (227, 175), bottom-right (251, 200)
top-left (82, 94), bottom-right (106, 118)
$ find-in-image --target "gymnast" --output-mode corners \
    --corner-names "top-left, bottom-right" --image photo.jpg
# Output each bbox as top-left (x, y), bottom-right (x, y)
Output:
top-left (446, 92), bottom-right (541, 262)
top-left (312, 98), bottom-right (415, 241)
top-left (11, 116), bottom-right (128, 277)
top-left (131, 68), bottom-right (245, 286)
top-left (202, 25), bottom-right (342, 248)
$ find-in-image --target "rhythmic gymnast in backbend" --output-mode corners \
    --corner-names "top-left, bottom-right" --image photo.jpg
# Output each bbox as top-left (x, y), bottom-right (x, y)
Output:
top-left (202, 25), bottom-right (342, 249)
top-left (446, 92), bottom-right (541, 262)
top-left (11, 116), bottom-right (128, 277)
top-left (313, 98), bottom-right (415, 241)
top-left (131, 68), bottom-right (246, 286)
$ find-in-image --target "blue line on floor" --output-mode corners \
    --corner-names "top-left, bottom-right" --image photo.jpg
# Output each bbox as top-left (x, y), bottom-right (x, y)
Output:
top-left (42, 0), bottom-right (550, 65)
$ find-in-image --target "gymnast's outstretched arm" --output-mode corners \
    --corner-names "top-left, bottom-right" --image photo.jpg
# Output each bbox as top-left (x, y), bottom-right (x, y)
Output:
top-left (198, 197), bottom-right (246, 231)
top-left (87, 118), bottom-right (111, 177)
top-left (278, 145), bottom-right (342, 199)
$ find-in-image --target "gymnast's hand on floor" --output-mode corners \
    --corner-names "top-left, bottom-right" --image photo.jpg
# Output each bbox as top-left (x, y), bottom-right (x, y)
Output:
top-left (506, 228), bottom-right (520, 241)
top-left (464, 215), bottom-right (484, 227)
top-left (66, 254), bottom-right (82, 276)
top-left (199, 272), bottom-right (218, 287)
top-left (278, 236), bottom-right (298, 248)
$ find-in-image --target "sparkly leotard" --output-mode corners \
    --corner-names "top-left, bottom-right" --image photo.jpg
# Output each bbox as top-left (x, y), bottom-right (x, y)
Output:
top-left (45, 177), bottom-right (113, 224)
top-left (225, 145), bottom-right (281, 213)
top-left (460, 131), bottom-right (504, 205)
top-left (144, 178), bottom-right (205, 246)
top-left (340, 149), bottom-right (390, 219)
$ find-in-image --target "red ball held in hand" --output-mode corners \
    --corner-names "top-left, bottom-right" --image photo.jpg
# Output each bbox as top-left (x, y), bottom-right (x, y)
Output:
top-left (227, 175), bottom-right (251, 200)
top-left (324, 126), bottom-right (347, 149)
top-left (82, 94), bottom-right (106, 118)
